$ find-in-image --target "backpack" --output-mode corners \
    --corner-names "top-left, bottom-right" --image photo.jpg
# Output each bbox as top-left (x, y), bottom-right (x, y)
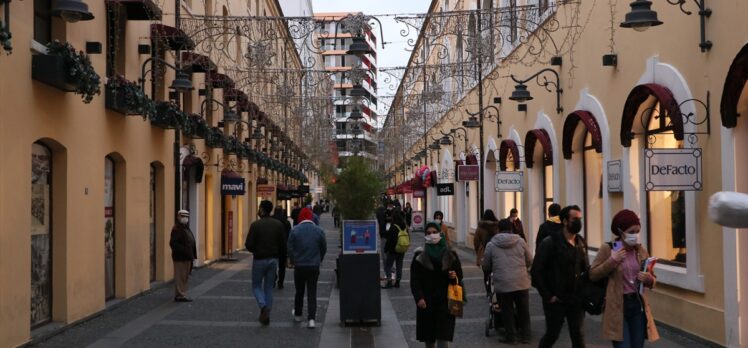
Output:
top-left (395, 225), bottom-right (410, 254)
top-left (577, 242), bottom-right (612, 315)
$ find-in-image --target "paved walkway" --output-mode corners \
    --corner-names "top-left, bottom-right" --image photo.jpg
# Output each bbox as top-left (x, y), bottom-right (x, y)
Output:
top-left (28, 215), bottom-right (717, 348)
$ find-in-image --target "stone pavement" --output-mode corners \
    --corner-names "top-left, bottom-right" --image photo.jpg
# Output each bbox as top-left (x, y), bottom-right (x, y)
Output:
top-left (27, 215), bottom-right (717, 348)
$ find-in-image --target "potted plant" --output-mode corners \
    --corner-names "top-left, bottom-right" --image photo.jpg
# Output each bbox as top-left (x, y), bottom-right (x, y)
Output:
top-left (105, 75), bottom-right (154, 117)
top-left (150, 101), bottom-right (185, 129)
top-left (184, 113), bottom-right (208, 139)
top-left (205, 127), bottom-right (225, 148)
top-left (32, 40), bottom-right (101, 103)
top-left (223, 136), bottom-right (241, 154)
top-left (327, 157), bottom-right (384, 220)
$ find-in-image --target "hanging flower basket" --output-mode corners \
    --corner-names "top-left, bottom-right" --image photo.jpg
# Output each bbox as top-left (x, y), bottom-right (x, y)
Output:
top-left (150, 101), bottom-right (183, 129)
top-left (32, 40), bottom-right (101, 103)
top-left (223, 136), bottom-right (241, 154)
top-left (205, 127), bottom-right (225, 148)
top-left (184, 113), bottom-right (208, 139)
top-left (105, 75), bottom-right (154, 117)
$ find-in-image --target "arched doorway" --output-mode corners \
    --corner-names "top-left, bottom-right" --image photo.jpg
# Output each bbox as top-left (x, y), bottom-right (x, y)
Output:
top-left (498, 139), bottom-right (522, 220)
top-left (104, 156), bottom-right (115, 300)
top-left (563, 111), bottom-right (604, 248)
top-left (31, 142), bottom-right (52, 327)
top-left (149, 162), bottom-right (165, 283)
top-left (525, 129), bottom-right (554, 239)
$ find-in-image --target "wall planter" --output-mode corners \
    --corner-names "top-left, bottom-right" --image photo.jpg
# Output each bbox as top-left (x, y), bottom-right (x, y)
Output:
top-left (184, 113), bottom-right (208, 139)
top-left (223, 136), bottom-right (241, 154)
top-left (150, 101), bottom-right (182, 129)
top-left (205, 127), bottom-right (225, 148)
top-left (31, 41), bottom-right (101, 103)
top-left (105, 75), bottom-right (154, 117)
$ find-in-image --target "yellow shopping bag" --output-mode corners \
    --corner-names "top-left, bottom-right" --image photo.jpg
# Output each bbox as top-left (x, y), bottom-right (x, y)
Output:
top-left (448, 283), bottom-right (464, 317)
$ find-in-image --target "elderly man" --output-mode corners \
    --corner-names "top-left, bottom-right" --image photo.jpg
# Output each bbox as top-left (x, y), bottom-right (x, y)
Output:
top-left (169, 210), bottom-right (197, 302)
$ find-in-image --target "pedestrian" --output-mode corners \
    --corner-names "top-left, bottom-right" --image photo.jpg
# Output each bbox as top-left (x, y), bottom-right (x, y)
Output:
top-left (532, 205), bottom-right (588, 348)
top-left (332, 205), bottom-right (341, 228)
top-left (273, 207), bottom-right (292, 290)
top-left (482, 218), bottom-right (533, 344)
top-left (383, 210), bottom-right (409, 288)
top-left (474, 209), bottom-right (499, 296)
top-left (287, 207), bottom-right (327, 329)
top-left (433, 211), bottom-right (451, 244)
top-left (245, 200), bottom-right (286, 326)
top-left (404, 202), bottom-right (414, 229)
top-left (534, 203), bottom-right (563, 254)
top-left (169, 210), bottom-right (197, 302)
top-left (508, 208), bottom-right (526, 241)
top-left (411, 222), bottom-right (464, 348)
top-left (589, 210), bottom-right (659, 347)
top-left (313, 201), bottom-right (323, 216)
top-left (290, 202), bottom-right (301, 226)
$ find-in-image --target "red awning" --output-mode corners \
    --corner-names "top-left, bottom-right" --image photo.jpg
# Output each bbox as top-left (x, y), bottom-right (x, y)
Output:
top-left (620, 83), bottom-right (683, 147)
top-left (181, 52), bottom-right (216, 73)
top-left (221, 170), bottom-right (241, 179)
top-left (721, 43), bottom-right (748, 129)
top-left (562, 110), bottom-right (603, 159)
top-left (525, 129), bottom-right (553, 168)
top-left (106, 0), bottom-right (162, 20)
top-left (466, 154), bottom-right (478, 165)
top-left (151, 24), bottom-right (195, 50)
top-left (207, 71), bottom-right (235, 89)
top-left (182, 155), bottom-right (204, 183)
top-left (499, 139), bottom-right (521, 171)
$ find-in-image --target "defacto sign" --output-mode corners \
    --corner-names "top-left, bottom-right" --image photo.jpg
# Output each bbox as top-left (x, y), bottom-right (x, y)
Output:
top-left (220, 177), bottom-right (246, 196)
top-left (495, 171), bottom-right (524, 192)
top-left (644, 148), bottom-right (703, 191)
top-left (437, 183), bottom-right (455, 196)
top-left (607, 160), bottom-right (623, 193)
top-left (456, 165), bottom-right (479, 181)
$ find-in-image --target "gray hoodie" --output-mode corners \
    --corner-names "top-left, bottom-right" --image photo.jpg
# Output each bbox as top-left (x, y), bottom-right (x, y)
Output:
top-left (481, 232), bottom-right (533, 293)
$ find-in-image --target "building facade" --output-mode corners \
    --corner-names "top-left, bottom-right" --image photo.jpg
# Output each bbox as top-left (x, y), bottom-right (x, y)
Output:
top-left (383, 0), bottom-right (748, 346)
top-left (0, 1), bottom-right (313, 346)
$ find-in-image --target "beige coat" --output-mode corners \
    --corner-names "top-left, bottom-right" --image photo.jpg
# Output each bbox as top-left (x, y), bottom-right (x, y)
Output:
top-left (590, 243), bottom-right (660, 342)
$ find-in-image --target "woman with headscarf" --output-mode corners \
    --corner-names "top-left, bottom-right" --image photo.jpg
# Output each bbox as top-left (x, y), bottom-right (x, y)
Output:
top-left (411, 222), bottom-right (464, 348)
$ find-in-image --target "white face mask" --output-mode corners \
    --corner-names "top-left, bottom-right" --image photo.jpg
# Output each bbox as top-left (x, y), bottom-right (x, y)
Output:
top-left (623, 232), bottom-right (640, 246)
top-left (179, 217), bottom-right (189, 225)
top-left (424, 233), bottom-right (442, 245)
top-left (435, 219), bottom-right (443, 224)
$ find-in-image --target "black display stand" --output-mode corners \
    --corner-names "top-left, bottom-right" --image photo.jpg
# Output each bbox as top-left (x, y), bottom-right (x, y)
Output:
top-left (338, 253), bottom-right (381, 325)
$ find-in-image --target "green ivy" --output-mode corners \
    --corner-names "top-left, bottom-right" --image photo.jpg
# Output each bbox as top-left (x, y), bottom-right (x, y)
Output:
top-left (46, 40), bottom-right (101, 103)
top-left (106, 75), bottom-right (156, 119)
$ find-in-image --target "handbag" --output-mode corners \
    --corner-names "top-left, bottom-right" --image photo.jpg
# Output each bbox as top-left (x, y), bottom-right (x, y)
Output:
top-left (577, 242), bottom-right (613, 315)
top-left (447, 283), bottom-right (464, 317)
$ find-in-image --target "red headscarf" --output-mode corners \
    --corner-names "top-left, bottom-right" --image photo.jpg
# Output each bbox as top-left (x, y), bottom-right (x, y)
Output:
top-left (298, 207), bottom-right (314, 224)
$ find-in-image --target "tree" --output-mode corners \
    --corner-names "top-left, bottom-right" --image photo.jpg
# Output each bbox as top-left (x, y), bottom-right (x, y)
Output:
top-left (327, 157), bottom-right (384, 220)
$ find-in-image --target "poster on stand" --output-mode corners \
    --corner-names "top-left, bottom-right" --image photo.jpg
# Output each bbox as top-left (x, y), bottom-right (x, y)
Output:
top-left (342, 220), bottom-right (378, 254)
top-left (411, 211), bottom-right (425, 232)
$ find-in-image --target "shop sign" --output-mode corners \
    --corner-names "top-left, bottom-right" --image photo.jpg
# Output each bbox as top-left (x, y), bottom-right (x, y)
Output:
top-left (342, 220), bottom-right (378, 254)
top-left (413, 190), bottom-right (425, 198)
top-left (456, 165), bottom-right (479, 181)
top-left (495, 171), bottom-right (524, 192)
top-left (257, 184), bottom-right (275, 199)
top-left (411, 211), bottom-right (425, 232)
top-left (221, 177), bottom-right (246, 196)
top-left (644, 148), bottom-right (703, 191)
top-left (437, 183), bottom-right (455, 196)
top-left (607, 160), bottom-right (623, 193)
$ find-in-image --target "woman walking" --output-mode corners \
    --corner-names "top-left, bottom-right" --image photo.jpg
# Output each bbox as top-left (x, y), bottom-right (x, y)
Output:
top-left (383, 211), bottom-right (408, 288)
top-left (590, 210), bottom-right (659, 347)
top-left (474, 209), bottom-right (499, 296)
top-left (411, 222), bottom-right (464, 348)
top-left (404, 202), bottom-right (413, 229)
top-left (433, 211), bottom-right (451, 244)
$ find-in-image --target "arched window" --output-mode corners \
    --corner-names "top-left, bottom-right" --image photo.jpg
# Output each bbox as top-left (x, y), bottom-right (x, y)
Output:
top-left (31, 142), bottom-right (52, 327)
top-left (525, 129), bottom-right (553, 220)
top-left (499, 139), bottom-right (522, 219)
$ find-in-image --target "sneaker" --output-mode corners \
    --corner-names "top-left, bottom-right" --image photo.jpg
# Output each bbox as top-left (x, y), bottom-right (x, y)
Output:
top-left (307, 319), bottom-right (316, 329)
top-left (293, 310), bottom-right (303, 323)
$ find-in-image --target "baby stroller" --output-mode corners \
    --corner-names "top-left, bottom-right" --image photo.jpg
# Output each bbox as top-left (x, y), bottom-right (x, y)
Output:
top-left (484, 274), bottom-right (504, 337)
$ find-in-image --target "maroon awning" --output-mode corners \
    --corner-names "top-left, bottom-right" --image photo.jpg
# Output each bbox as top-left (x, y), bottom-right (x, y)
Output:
top-left (466, 154), bottom-right (478, 165)
top-left (221, 169), bottom-right (242, 179)
top-left (620, 83), bottom-right (683, 147)
top-left (224, 88), bottom-right (247, 102)
top-left (721, 43), bottom-right (748, 129)
top-left (151, 24), bottom-right (195, 51)
top-left (181, 52), bottom-right (216, 73)
top-left (182, 155), bottom-right (204, 183)
top-left (562, 110), bottom-right (603, 159)
top-left (106, 0), bottom-right (162, 20)
top-left (207, 71), bottom-right (235, 89)
top-left (499, 139), bottom-right (521, 171)
top-left (525, 129), bottom-right (553, 168)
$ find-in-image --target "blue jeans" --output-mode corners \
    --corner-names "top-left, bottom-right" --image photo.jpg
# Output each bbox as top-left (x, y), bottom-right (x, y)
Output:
top-left (612, 294), bottom-right (647, 348)
top-left (252, 258), bottom-right (278, 310)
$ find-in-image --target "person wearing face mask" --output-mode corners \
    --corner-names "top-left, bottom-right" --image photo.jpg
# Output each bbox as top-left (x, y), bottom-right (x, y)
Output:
top-left (411, 222), bottom-right (463, 348)
top-left (532, 205), bottom-right (588, 348)
top-left (433, 211), bottom-right (451, 244)
top-left (589, 210), bottom-right (659, 347)
top-left (169, 210), bottom-right (197, 302)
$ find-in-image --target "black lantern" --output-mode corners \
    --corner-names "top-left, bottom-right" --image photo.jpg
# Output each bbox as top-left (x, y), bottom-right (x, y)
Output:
top-left (349, 84), bottom-right (366, 97)
top-left (462, 116), bottom-right (480, 129)
top-left (348, 106), bottom-right (364, 121)
top-left (51, 0), bottom-right (94, 22)
top-left (222, 109), bottom-right (239, 123)
top-left (429, 142), bottom-right (440, 150)
top-left (509, 83), bottom-right (533, 102)
top-left (440, 135), bottom-right (453, 146)
top-left (169, 70), bottom-right (194, 92)
top-left (620, 0), bottom-right (663, 32)
top-left (251, 128), bottom-right (264, 140)
top-left (346, 36), bottom-right (372, 57)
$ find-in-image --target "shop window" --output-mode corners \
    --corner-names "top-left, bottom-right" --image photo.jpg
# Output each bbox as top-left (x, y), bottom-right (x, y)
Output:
top-left (31, 142), bottom-right (52, 327)
top-left (543, 162), bottom-right (553, 219)
top-left (501, 149), bottom-right (522, 219)
top-left (582, 132), bottom-right (603, 248)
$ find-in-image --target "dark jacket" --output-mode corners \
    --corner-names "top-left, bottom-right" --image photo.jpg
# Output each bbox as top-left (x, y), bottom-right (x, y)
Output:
top-left (384, 222), bottom-right (407, 254)
top-left (287, 221), bottom-right (327, 267)
top-left (410, 247), bottom-right (463, 343)
top-left (534, 218), bottom-right (563, 254)
top-left (512, 219), bottom-right (526, 241)
top-left (245, 216), bottom-right (286, 260)
top-left (290, 207), bottom-right (301, 226)
top-left (473, 220), bottom-right (499, 266)
top-left (170, 224), bottom-right (197, 261)
top-left (273, 213), bottom-right (292, 259)
top-left (531, 229), bottom-right (589, 303)
top-left (404, 207), bottom-right (413, 226)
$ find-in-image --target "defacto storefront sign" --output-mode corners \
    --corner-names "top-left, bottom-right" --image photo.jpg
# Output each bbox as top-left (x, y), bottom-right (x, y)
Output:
top-left (221, 177), bottom-right (246, 195)
top-left (644, 148), bottom-right (703, 191)
top-left (607, 160), bottom-right (623, 193)
top-left (437, 183), bottom-right (455, 196)
top-left (456, 165), bottom-right (479, 181)
top-left (495, 171), bottom-right (524, 192)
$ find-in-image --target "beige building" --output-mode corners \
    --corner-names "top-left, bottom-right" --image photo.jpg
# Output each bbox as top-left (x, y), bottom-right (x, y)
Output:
top-left (383, 0), bottom-right (748, 346)
top-left (0, 0), bottom-right (315, 346)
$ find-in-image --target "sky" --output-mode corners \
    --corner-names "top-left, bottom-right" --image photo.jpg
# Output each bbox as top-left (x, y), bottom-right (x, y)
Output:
top-left (312, 0), bottom-right (432, 119)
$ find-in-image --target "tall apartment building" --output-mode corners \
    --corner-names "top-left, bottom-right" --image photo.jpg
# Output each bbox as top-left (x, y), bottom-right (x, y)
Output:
top-left (314, 12), bottom-right (379, 164)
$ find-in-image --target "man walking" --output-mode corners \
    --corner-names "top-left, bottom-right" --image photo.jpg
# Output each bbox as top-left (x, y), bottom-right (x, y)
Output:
top-left (508, 208), bottom-right (526, 241)
top-left (532, 205), bottom-right (588, 348)
top-left (534, 203), bottom-right (563, 253)
top-left (245, 200), bottom-right (286, 325)
top-left (287, 207), bottom-right (327, 329)
top-left (170, 210), bottom-right (197, 302)
top-left (290, 202), bottom-right (301, 226)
